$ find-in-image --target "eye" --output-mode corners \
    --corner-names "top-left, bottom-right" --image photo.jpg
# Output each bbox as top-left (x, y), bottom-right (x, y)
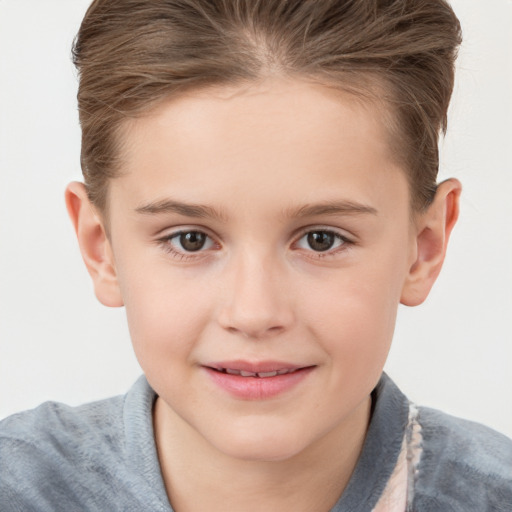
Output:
top-left (295, 230), bottom-right (348, 253)
top-left (162, 230), bottom-right (216, 253)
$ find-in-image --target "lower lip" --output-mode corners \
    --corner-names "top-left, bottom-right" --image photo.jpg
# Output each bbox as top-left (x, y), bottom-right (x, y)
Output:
top-left (203, 367), bottom-right (315, 400)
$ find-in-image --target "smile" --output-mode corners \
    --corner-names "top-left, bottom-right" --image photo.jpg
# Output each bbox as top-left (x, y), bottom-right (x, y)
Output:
top-left (203, 362), bottom-right (315, 400)
top-left (215, 367), bottom-right (299, 378)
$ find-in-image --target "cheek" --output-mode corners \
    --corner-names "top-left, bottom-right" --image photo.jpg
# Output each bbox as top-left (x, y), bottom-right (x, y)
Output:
top-left (116, 257), bottom-right (216, 378)
top-left (300, 257), bottom-right (405, 374)
top-left (309, 287), bottom-right (396, 364)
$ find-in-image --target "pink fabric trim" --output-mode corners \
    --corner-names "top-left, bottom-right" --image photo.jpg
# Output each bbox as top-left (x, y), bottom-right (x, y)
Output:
top-left (372, 403), bottom-right (423, 512)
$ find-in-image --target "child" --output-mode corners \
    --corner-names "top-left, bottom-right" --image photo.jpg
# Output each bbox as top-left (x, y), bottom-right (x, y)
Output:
top-left (1, 0), bottom-right (511, 510)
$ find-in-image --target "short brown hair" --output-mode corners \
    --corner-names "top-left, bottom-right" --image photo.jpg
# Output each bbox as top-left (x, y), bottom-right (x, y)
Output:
top-left (72, 0), bottom-right (462, 212)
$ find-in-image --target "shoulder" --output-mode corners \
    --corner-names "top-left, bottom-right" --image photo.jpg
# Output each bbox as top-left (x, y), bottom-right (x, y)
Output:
top-left (0, 376), bottom-right (165, 511)
top-left (0, 391), bottom-right (127, 461)
top-left (413, 406), bottom-right (512, 511)
top-left (0, 393), bottom-right (126, 510)
top-left (0, 391), bottom-right (126, 444)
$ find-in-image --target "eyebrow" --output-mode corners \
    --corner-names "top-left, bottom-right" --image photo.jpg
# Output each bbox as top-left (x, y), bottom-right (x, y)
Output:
top-left (135, 199), bottom-right (227, 221)
top-left (288, 201), bottom-right (378, 218)
top-left (135, 198), bottom-right (377, 221)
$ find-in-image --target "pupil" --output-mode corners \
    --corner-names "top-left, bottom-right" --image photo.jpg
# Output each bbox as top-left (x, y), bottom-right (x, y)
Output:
top-left (180, 232), bottom-right (206, 251)
top-left (307, 231), bottom-right (334, 252)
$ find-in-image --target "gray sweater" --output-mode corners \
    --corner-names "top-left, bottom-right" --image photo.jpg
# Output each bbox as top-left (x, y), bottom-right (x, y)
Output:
top-left (1, 374), bottom-right (511, 511)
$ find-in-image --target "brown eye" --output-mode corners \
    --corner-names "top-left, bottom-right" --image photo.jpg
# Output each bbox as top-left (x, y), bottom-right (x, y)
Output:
top-left (306, 231), bottom-right (336, 252)
top-left (159, 229), bottom-right (216, 257)
top-left (295, 229), bottom-right (349, 254)
top-left (179, 231), bottom-right (207, 251)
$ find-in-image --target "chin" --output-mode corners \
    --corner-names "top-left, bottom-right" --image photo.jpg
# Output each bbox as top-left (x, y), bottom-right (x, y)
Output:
top-left (206, 422), bottom-right (313, 463)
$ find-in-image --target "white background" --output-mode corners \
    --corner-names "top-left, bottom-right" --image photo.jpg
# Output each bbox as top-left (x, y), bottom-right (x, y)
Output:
top-left (1, 1), bottom-right (511, 438)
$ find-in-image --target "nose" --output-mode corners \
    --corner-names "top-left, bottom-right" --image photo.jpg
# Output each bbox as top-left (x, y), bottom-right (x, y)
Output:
top-left (218, 251), bottom-right (295, 339)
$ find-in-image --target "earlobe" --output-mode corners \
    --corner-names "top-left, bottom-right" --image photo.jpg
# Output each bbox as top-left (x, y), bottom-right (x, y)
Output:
top-left (65, 182), bottom-right (124, 308)
top-left (400, 179), bottom-right (461, 307)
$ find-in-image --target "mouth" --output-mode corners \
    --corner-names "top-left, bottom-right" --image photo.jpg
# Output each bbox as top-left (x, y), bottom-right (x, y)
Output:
top-left (203, 361), bottom-right (316, 399)
top-left (209, 367), bottom-right (301, 378)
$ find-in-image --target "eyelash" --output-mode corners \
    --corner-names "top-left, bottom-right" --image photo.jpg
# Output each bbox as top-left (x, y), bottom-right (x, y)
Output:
top-left (156, 227), bottom-right (354, 261)
top-left (293, 228), bottom-right (353, 259)
top-left (156, 230), bottom-right (218, 261)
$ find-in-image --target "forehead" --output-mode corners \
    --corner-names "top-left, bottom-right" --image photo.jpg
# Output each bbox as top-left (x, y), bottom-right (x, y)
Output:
top-left (112, 78), bottom-right (408, 217)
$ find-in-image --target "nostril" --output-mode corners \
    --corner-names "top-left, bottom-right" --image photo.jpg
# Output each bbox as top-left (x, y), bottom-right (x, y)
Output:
top-left (224, 324), bottom-right (284, 339)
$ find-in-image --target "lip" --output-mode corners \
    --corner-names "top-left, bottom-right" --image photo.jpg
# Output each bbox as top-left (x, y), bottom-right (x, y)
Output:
top-left (202, 360), bottom-right (315, 400)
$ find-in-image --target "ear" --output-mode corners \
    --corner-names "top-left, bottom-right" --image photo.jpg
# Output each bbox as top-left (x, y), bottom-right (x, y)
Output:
top-left (401, 178), bottom-right (461, 307)
top-left (65, 182), bottom-right (124, 307)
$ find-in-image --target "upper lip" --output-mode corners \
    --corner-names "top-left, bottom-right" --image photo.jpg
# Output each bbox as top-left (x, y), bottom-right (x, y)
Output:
top-left (205, 360), bottom-right (310, 374)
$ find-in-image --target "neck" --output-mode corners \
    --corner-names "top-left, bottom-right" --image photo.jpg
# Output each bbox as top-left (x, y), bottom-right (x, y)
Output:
top-left (153, 396), bottom-right (371, 512)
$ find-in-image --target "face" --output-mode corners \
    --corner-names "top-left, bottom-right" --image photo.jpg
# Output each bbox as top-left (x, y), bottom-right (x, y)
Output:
top-left (106, 78), bottom-right (417, 462)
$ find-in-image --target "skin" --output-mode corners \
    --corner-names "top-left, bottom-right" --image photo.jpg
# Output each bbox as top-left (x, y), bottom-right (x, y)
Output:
top-left (66, 78), bottom-right (460, 511)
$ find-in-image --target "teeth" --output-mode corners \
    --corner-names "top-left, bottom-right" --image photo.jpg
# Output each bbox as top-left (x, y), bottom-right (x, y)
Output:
top-left (240, 370), bottom-right (257, 377)
top-left (257, 371), bottom-right (277, 378)
top-left (225, 368), bottom-right (241, 375)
